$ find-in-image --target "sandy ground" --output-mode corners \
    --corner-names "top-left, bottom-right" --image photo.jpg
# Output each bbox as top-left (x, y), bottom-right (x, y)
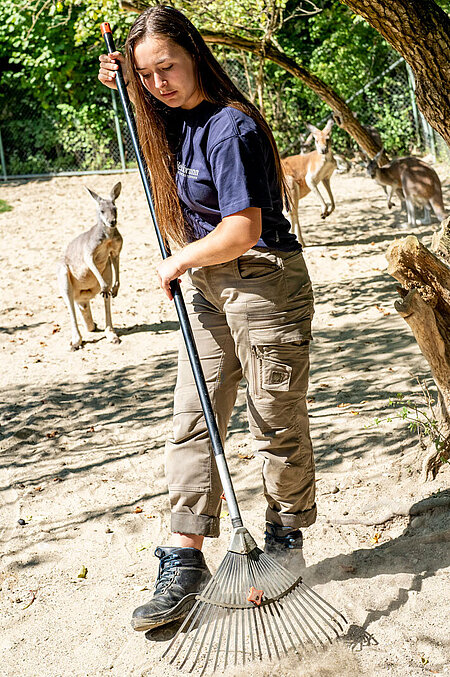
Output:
top-left (0, 166), bottom-right (449, 677)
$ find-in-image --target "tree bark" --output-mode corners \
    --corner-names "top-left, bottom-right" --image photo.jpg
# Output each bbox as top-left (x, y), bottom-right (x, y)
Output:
top-left (340, 0), bottom-right (450, 148)
top-left (386, 234), bottom-right (450, 479)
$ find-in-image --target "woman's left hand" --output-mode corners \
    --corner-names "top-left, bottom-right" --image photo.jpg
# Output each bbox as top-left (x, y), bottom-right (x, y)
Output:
top-left (157, 255), bottom-right (185, 300)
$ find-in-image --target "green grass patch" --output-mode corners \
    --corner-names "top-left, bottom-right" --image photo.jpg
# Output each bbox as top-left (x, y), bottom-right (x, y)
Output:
top-left (0, 198), bottom-right (12, 213)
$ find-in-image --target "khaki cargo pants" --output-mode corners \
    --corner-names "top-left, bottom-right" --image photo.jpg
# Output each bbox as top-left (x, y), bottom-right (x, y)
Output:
top-left (166, 247), bottom-right (316, 538)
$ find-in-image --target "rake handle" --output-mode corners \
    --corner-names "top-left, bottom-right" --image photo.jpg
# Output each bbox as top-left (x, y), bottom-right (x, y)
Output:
top-left (101, 22), bottom-right (243, 530)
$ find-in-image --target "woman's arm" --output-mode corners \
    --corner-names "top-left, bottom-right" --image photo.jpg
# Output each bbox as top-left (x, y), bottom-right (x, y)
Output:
top-left (157, 207), bottom-right (262, 299)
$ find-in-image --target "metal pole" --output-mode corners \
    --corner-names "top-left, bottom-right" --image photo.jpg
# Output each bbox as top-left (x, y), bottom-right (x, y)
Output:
top-left (111, 89), bottom-right (126, 171)
top-left (405, 63), bottom-right (421, 147)
top-left (428, 122), bottom-right (437, 161)
top-left (0, 128), bottom-right (7, 180)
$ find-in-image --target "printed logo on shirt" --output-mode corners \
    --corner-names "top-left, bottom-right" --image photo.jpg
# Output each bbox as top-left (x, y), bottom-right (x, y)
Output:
top-left (177, 161), bottom-right (199, 178)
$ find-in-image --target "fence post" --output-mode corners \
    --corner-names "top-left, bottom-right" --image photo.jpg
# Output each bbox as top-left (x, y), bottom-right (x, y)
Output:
top-left (111, 89), bottom-right (126, 171)
top-left (405, 63), bottom-right (421, 148)
top-left (0, 127), bottom-right (7, 180)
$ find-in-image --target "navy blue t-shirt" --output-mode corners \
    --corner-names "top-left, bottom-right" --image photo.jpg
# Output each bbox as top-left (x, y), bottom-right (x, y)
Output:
top-left (175, 101), bottom-right (300, 251)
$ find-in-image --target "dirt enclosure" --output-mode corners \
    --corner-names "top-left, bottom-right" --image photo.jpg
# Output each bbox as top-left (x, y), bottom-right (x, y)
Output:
top-left (1, 167), bottom-right (449, 677)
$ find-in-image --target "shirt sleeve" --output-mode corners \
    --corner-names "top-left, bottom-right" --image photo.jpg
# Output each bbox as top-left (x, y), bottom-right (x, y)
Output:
top-left (209, 130), bottom-right (273, 218)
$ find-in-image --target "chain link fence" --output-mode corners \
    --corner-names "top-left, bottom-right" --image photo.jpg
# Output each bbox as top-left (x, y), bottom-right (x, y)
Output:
top-left (1, 48), bottom-right (448, 180)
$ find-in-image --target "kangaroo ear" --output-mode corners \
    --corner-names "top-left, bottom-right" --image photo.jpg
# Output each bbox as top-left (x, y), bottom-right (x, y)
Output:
top-left (305, 122), bottom-right (318, 134)
top-left (84, 186), bottom-right (101, 204)
top-left (110, 182), bottom-right (122, 202)
top-left (373, 148), bottom-right (384, 163)
top-left (324, 118), bottom-right (334, 133)
top-left (304, 133), bottom-right (314, 146)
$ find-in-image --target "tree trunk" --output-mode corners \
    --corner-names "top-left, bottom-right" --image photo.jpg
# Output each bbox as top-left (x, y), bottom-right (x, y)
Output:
top-left (340, 0), bottom-right (450, 148)
top-left (386, 231), bottom-right (450, 479)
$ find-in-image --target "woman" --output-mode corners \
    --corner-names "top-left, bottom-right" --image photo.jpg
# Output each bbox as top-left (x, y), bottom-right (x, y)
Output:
top-left (98, 5), bottom-right (316, 633)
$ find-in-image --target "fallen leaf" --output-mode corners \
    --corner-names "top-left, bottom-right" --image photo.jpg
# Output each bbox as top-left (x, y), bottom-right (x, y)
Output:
top-left (77, 566), bottom-right (88, 579)
top-left (350, 410), bottom-right (359, 415)
top-left (144, 514), bottom-right (156, 519)
top-left (238, 452), bottom-right (254, 460)
top-left (220, 492), bottom-right (226, 500)
top-left (46, 430), bottom-right (58, 439)
top-left (370, 532), bottom-right (381, 545)
top-left (134, 507), bottom-right (143, 514)
top-left (34, 486), bottom-right (43, 492)
top-left (136, 543), bottom-right (152, 552)
top-left (359, 400), bottom-right (368, 404)
top-left (220, 510), bottom-right (229, 519)
top-left (319, 383), bottom-right (330, 388)
top-left (52, 326), bottom-right (61, 334)
top-left (307, 396), bottom-right (316, 403)
top-left (22, 589), bottom-right (38, 609)
top-left (337, 403), bottom-right (351, 408)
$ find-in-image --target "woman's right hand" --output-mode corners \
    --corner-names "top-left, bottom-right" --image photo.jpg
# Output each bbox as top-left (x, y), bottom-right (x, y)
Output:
top-left (98, 51), bottom-right (127, 90)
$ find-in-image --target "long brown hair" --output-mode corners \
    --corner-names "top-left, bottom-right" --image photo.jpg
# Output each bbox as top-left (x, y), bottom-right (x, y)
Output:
top-left (125, 5), bottom-right (287, 247)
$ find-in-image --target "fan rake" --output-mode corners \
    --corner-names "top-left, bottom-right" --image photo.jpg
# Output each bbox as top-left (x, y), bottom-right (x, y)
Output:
top-left (162, 528), bottom-right (347, 674)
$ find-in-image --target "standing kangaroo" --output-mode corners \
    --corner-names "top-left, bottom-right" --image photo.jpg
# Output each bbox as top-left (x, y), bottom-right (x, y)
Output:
top-left (57, 182), bottom-right (123, 350)
top-left (282, 119), bottom-right (337, 246)
top-left (366, 150), bottom-right (446, 227)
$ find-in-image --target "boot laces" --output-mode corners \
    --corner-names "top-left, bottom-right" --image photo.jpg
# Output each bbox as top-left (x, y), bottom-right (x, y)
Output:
top-left (155, 552), bottom-right (183, 592)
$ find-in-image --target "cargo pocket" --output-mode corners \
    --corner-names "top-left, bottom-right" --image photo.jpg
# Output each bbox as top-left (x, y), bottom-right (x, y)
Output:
top-left (249, 322), bottom-right (309, 398)
top-left (252, 345), bottom-right (293, 395)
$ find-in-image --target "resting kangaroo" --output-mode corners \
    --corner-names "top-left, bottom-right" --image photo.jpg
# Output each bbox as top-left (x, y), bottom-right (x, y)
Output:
top-left (57, 182), bottom-right (123, 350)
top-left (366, 150), bottom-right (446, 227)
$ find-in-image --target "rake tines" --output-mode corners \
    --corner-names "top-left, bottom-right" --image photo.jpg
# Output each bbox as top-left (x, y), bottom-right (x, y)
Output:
top-left (162, 544), bottom-right (347, 674)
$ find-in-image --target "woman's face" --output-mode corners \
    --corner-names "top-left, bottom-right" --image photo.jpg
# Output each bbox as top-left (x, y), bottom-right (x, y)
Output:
top-left (134, 36), bottom-right (203, 110)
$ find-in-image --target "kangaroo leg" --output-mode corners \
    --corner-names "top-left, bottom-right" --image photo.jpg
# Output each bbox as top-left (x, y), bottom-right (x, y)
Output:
top-left (103, 294), bottom-right (120, 344)
top-left (404, 197), bottom-right (416, 228)
top-left (76, 301), bottom-right (98, 332)
top-left (102, 261), bottom-right (120, 344)
top-left (57, 263), bottom-right (83, 350)
top-left (322, 177), bottom-right (335, 215)
top-left (420, 205), bottom-right (431, 226)
top-left (386, 185), bottom-right (396, 209)
top-left (429, 197), bottom-right (446, 223)
top-left (306, 175), bottom-right (329, 218)
top-left (291, 182), bottom-right (305, 247)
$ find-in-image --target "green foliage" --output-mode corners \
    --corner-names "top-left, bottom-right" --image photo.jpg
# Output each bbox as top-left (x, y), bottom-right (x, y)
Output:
top-left (0, 0), bottom-right (430, 173)
top-left (0, 0), bottom-right (134, 173)
top-left (369, 389), bottom-right (446, 463)
top-left (0, 199), bottom-right (13, 212)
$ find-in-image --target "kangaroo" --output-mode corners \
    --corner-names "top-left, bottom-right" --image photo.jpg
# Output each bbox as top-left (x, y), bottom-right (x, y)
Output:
top-left (57, 182), bottom-right (123, 350)
top-left (366, 150), bottom-right (446, 227)
top-left (282, 119), bottom-right (337, 246)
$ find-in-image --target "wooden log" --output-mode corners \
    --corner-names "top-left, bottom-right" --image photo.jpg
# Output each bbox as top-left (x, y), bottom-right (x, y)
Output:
top-left (431, 215), bottom-right (450, 262)
top-left (386, 235), bottom-right (450, 479)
